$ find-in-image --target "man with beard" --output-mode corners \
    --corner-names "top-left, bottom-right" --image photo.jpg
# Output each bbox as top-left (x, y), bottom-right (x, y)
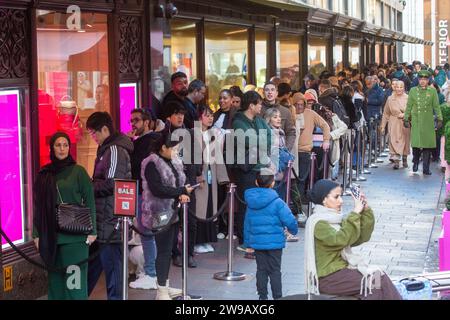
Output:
top-left (184, 79), bottom-right (206, 129)
top-left (157, 72), bottom-right (189, 121)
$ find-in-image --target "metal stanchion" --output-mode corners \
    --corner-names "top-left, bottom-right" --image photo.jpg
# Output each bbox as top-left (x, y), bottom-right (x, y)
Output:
top-left (342, 133), bottom-right (352, 196)
top-left (374, 116), bottom-right (384, 163)
top-left (379, 127), bottom-right (388, 157)
top-left (214, 184), bottom-right (246, 281)
top-left (368, 118), bottom-right (378, 168)
top-left (307, 152), bottom-right (317, 217)
top-left (347, 130), bottom-right (355, 184)
top-left (285, 160), bottom-right (293, 204)
top-left (323, 149), bottom-right (330, 180)
top-left (122, 217), bottom-right (129, 300)
top-left (181, 202), bottom-right (189, 299)
top-left (361, 124), bottom-right (371, 174)
top-left (354, 128), bottom-right (367, 181)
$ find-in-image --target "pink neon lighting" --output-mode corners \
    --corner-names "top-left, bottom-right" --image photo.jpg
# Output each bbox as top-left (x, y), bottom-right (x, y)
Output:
top-left (0, 90), bottom-right (24, 247)
top-left (120, 83), bottom-right (137, 134)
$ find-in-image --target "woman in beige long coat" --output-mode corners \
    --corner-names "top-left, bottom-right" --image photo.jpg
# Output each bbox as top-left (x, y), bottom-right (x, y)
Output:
top-left (380, 80), bottom-right (411, 169)
top-left (194, 105), bottom-right (229, 253)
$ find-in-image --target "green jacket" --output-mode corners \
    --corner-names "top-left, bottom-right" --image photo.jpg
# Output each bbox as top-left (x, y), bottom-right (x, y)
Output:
top-left (314, 208), bottom-right (375, 278)
top-left (438, 103), bottom-right (450, 137)
top-left (232, 111), bottom-right (272, 172)
top-left (33, 165), bottom-right (96, 244)
top-left (404, 86), bottom-right (442, 148)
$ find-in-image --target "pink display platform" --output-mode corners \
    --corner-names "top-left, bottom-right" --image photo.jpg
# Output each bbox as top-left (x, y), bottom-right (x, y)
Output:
top-left (439, 209), bottom-right (450, 271)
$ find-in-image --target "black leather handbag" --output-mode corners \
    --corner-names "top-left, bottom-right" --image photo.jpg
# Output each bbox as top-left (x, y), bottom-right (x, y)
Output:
top-left (151, 207), bottom-right (179, 232)
top-left (56, 185), bottom-right (93, 235)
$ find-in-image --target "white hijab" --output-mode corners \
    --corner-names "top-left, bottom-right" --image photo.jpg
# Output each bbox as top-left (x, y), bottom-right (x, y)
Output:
top-left (304, 205), bottom-right (383, 299)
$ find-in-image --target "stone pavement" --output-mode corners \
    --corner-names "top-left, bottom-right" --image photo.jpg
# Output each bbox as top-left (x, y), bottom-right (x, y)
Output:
top-left (89, 157), bottom-right (444, 300)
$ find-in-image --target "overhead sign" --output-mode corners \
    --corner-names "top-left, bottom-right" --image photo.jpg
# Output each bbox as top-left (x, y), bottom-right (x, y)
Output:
top-left (114, 179), bottom-right (137, 217)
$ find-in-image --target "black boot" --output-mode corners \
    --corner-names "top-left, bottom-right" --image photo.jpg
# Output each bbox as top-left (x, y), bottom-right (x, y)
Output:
top-left (423, 150), bottom-right (432, 175)
top-left (412, 148), bottom-right (420, 172)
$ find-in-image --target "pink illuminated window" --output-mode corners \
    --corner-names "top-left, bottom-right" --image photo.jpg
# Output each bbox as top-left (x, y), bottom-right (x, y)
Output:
top-left (0, 90), bottom-right (25, 248)
top-left (120, 83), bottom-right (138, 134)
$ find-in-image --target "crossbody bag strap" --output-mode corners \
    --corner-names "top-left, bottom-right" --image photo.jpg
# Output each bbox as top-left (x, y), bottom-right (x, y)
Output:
top-left (56, 184), bottom-right (65, 204)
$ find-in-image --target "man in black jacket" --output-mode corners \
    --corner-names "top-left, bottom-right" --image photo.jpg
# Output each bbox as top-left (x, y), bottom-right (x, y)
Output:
top-left (157, 72), bottom-right (188, 121)
top-left (184, 79), bottom-right (206, 129)
top-left (127, 108), bottom-right (163, 290)
top-left (86, 112), bottom-right (133, 300)
top-left (318, 79), bottom-right (350, 126)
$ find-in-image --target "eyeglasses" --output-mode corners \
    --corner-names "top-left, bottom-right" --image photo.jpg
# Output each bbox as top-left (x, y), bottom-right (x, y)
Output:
top-left (130, 117), bottom-right (142, 124)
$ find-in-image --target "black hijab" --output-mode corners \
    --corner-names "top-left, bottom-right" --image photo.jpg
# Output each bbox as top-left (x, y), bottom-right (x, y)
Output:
top-left (33, 132), bottom-right (76, 267)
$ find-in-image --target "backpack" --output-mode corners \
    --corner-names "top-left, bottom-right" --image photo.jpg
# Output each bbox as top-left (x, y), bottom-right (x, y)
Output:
top-left (332, 97), bottom-right (350, 127)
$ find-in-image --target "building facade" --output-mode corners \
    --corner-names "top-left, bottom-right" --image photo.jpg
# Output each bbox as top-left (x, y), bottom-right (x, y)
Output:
top-left (0, 0), bottom-right (428, 299)
top-left (424, 0), bottom-right (450, 67)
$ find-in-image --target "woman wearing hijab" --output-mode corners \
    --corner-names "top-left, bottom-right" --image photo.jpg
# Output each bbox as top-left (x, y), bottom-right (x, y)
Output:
top-left (304, 179), bottom-right (401, 300)
top-left (33, 132), bottom-right (96, 300)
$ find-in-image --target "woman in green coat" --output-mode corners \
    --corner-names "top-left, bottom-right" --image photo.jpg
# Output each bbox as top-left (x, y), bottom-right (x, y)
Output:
top-left (33, 132), bottom-right (96, 300)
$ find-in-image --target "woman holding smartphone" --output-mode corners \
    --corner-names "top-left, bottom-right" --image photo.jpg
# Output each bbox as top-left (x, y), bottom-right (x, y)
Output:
top-left (304, 179), bottom-right (401, 300)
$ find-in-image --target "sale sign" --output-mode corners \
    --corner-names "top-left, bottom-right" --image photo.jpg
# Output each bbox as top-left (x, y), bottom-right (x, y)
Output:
top-left (114, 179), bottom-right (137, 217)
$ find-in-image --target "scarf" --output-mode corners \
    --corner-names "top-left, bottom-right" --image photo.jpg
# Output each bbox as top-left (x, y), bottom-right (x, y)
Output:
top-left (33, 132), bottom-right (76, 267)
top-left (304, 205), bottom-right (383, 299)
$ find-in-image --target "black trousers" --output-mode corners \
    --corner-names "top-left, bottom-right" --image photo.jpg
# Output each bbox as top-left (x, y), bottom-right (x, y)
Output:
top-left (297, 152), bottom-right (312, 202)
top-left (255, 249), bottom-right (283, 300)
top-left (412, 147), bottom-right (434, 172)
top-left (156, 222), bottom-right (179, 286)
top-left (234, 169), bottom-right (257, 245)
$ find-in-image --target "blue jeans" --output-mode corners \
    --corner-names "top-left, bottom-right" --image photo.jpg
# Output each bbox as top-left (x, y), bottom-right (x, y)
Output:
top-left (87, 243), bottom-right (123, 300)
top-left (137, 195), bottom-right (157, 277)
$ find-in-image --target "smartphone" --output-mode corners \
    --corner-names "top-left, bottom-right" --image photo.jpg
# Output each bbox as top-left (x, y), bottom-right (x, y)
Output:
top-left (190, 183), bottom-right (201, 189)
top-left (350, 185), bottom-right (361, 200)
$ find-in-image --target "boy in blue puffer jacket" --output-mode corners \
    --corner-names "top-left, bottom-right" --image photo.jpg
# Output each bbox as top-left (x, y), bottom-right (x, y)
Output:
top-left (244, 172), bottom-right (298, 300)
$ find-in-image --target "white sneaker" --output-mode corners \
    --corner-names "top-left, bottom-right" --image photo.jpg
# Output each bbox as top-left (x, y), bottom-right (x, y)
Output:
top-left (204, 244), bottom-right (214, 252)
top-left (217, 233), bottom-right (226, 240)
top-left (129, 274), bottom-right (157, 290)
top-left (226, 234), bottom-right (238, 240)
top-left (194, 244), bottom-right (209, 254)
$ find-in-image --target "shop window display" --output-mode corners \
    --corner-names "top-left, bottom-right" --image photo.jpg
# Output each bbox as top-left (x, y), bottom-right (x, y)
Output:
top-left (349, 43), bottom-right (360, 70)
top-left (255, 30), bottom-right (268, 88)
top-left (205, 23), bottom-right (248, 111)
top-left (308, 38), bottom-right (327, 78)
top-left (277, 33), bottom-right (301, 90)
top-left (334, 43), bottom-right (344, 73)
top-left (161, 19), bottom-right (197, 99)
top-left (36, 11), bottom-right (110, 176)
top-left (0, 89), bottom-right (26, 247)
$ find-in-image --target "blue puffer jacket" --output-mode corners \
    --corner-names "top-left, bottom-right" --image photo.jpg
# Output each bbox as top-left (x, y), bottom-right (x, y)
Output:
top-left (366, 84), bottom-right (385, 119)
top-left (243, 188), bottom-right (298, 250)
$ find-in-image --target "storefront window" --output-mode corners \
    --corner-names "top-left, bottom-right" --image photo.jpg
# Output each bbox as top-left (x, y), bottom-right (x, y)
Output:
top-left (255, 30), bottom-right (268, 88)
top-left (308, 38), bottom-right (327, 78)
top-left (349, 43), bottom-right (360, 70)
top-left (1, 89), bottom-right (27, 247)
top-left (277, 33), bottom-right (300, 89)
top-left (334, 43), bottom-right (344, 73)
top-left (205, 23), bottom-right (248, 110)
top-left (161, 19), bottom-right (197, 100)
top-left (120, 83), bottom-right (138, 134)
top-left (384, 44), bottom-right (389, 63)
top-left (375, 44), bottom-right (381, 64)
top-left (36, 11), bottom-right (110, 176)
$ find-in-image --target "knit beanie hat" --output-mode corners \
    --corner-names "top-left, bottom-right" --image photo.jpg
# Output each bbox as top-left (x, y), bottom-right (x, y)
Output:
top-left (305, 89), bottom-right (318, 102)
top-left (308, 179), bottom-right (340, 205)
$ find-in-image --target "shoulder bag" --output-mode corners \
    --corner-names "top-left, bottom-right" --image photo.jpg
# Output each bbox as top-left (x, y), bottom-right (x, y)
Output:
top-left (56, 184), bottom-right (93, 235)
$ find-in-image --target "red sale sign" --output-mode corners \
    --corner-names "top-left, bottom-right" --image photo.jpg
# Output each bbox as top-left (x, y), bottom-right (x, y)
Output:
top-left (114, 179), bottom-right (137, 217)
